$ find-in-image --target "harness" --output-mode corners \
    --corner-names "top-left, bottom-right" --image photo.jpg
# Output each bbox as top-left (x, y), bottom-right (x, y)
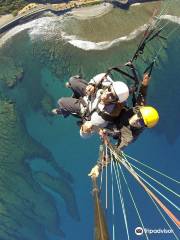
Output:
top-left (101, 13), bottom-right (167, 108)
top-left (79, 93), bottom-right (123, 123)
top-left (96, 102), bottom-right (123, 122)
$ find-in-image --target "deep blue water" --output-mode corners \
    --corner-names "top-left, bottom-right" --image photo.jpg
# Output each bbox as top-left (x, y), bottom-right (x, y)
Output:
top-left (0, 4), bottom-right (180, 240)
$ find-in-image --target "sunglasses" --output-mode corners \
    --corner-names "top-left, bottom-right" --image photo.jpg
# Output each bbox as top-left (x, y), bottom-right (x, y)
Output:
top-left (106, 86), bottom-right (118, 101)
top-left (137, 111), bottom-right (146, 127)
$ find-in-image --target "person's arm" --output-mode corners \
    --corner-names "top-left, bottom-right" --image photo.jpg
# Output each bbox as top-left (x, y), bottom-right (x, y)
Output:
top-left (86, 75), bottom-right (105, 96)
top-left (86, 74), bottom-right (113, 95)
top-left (80, 127), bottom-right (93, 139)
top-left (136, 73), bottom-right (151, 106)
top-left (99, 128), bottom-right (121, 139)
top-left (88, 75), bottom-right (106, 87)
top-left (79, 117), bottom-right (106, 138)
top-left (80, 121), bottom-right (94, 138)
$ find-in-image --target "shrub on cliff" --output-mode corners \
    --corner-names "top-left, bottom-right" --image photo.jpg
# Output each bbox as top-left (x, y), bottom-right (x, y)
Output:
top-left (0, 1), bottom-right (70, 15)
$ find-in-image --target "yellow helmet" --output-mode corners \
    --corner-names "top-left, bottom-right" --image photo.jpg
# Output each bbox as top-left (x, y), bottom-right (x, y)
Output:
top-left (139, 106), bottom-right (159, 128)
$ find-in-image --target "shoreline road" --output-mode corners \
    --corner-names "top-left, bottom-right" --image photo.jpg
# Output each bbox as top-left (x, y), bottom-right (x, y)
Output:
top-left (0, 4), bottom-right (70, 35)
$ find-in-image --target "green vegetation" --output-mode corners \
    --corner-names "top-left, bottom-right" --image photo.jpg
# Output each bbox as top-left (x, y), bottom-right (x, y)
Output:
top-left (0, 1), bottom-right (68, 15)
top-left (0, 0), bottom-right (27, 15)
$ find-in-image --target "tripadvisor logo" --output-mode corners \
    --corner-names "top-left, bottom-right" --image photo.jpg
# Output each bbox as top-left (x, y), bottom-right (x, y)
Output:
top-left (135, 226), bottom-right (174, 235)
top-left (135, 227), bottom-right (143, 235)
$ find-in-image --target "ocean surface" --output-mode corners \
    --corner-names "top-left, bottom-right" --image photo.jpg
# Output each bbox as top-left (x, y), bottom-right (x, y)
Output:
top-left (0, 1), bottom-right (179, 240)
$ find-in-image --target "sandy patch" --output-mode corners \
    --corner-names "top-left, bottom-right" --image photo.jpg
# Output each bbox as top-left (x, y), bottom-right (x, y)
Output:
top-left (0, 14), bottom-right (14, 27)
top-left (71, 2), bottom-right (113, 19)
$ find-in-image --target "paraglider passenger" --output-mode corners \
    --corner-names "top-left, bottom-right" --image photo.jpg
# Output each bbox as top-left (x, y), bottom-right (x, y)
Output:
top-left (52, 73), bottom-right (129, 134)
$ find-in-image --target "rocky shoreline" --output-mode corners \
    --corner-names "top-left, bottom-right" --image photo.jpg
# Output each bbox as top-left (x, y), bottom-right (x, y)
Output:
top-left (0, 0), bottom-right (158, 35)
top-left (0, 1), bottom-right (102, 35)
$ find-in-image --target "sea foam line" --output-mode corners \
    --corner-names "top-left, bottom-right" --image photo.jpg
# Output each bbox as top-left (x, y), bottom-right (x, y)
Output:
top-left (160, 14), bottom-right (180, 24)
top-left (131, 3), bottom-right (141, 7)
top-left (0, 15), bottom-right (62, 47)
top-left (64, 24), bottom-right (148, 51)
top-left (65, 14), bottom-right (180, 51)
top-left (0, 14), bottom-right (179, 49)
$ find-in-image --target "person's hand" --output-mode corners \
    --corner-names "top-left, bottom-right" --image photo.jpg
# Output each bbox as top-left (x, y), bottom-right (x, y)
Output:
top-left (99, 128), bottom-right (109, 144)
top-left (99, 128), bottom-right (107, 138)
top-left (142, 73), bottom-right (151, 86)
top-left (88, 165), bottom-right (100, 178)
top-left (86, 85), bottom-right (95, 96)
top-left (81, 121), bottom-right (93, 134)
top-left (125, 61), bottom-right (132, 67)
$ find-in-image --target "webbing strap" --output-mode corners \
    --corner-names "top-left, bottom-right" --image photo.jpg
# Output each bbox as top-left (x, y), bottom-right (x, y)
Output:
top-left (144, 60), bottom-right (155, 77)
top-left (107, 67), bottom-right (135, 81)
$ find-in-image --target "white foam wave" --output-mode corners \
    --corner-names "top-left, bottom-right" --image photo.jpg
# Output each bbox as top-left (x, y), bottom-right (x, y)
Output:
top-left (64, 14), bottom-right (180, 51)
top-left (160, 14), bottom-right (180, 25)
top-left (29, 15), bottom-right (64, 41)
top-left (0, 16), bottom-right (63, 47)
top-left (131, 3), bottom-right (141, 7)
top-left (0, 13), bottom-right (179, 50)
top-left (65, 24), bottom-right (148, 51)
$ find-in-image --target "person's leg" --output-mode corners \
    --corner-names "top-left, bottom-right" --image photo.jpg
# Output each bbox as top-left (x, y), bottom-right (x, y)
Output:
top-left (56, 97), bottom-right (81, 118)
top-left (67, 75), bottom-right (88, 98)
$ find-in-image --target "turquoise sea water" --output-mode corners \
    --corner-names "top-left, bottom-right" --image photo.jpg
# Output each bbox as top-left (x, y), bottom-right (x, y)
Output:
top-left (0, 1), bottom-right (180, 240)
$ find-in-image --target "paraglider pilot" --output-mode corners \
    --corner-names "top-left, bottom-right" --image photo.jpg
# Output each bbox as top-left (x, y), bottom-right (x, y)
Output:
top-left (89, 73), bottom-right (159, 178)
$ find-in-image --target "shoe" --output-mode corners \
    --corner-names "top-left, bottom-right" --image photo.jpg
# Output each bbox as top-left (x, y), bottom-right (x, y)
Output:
top-left (52, 108), bottom-right (62, 115)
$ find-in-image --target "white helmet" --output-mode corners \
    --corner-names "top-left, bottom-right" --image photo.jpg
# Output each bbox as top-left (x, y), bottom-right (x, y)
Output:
top-left (112, 81), bottom-right (129, 103)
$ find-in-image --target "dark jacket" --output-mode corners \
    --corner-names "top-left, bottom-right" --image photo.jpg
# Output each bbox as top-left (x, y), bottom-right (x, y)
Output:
top-left (106, 84), bottom-right (148, 150)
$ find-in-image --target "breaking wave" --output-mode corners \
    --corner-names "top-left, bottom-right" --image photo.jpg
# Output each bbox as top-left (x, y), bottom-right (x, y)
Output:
top-left (63, 24), bottom-right (148, 50)
top-left (131, 3), bottom-right (141, 7)
top-left (0, 15), bottom-right (63, 47)
top-left (65, 14), bottom-right (180, 51)
top-left (160, 14), bottom-right (180, 24)
top-left (0, 13), bottom-right (179, 50)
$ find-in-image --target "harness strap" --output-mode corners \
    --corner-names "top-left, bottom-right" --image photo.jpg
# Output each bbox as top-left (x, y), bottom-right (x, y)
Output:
top-left (96, 103), bottom-right (123, 122)
top-left (97, 110), bottom-right (119, 122)
top-left (144, 60), bottom-right (155, 77)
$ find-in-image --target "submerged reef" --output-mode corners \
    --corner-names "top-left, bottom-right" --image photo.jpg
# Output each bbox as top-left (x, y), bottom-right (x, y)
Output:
top-left (0, 99), bottom-right (79, 240)
top-left (32, 40), bottom-right (73, 81)
top-left (41, 95), bottom-right (55, 116)
top-left (0, 56), bottom-right (23, 88)
top-left (0, 35), bottom-right (55, 115)
top-left (34, 172), bottom-right (79, 220)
